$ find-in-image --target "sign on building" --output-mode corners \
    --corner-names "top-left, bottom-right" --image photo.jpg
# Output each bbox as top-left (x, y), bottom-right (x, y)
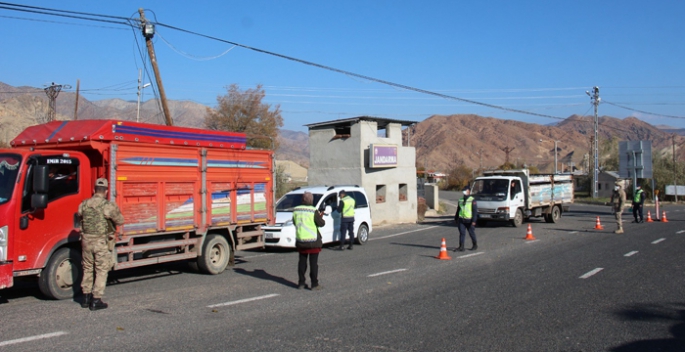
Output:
top-left (369, 144), bottom-right (398, 168)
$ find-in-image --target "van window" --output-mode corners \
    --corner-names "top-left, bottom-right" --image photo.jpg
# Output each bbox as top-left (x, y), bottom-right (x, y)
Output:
top-left (349, 191), bottom-right (369, 208)
top-left (320, 194), bottom-right (338, 211)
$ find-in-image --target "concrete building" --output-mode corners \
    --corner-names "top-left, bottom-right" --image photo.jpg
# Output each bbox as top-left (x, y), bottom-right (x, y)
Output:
top-left (306, 116), bottom-right (418, 225)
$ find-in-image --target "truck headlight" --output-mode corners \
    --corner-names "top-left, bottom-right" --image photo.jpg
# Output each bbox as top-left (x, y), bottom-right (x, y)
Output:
top-left (0, 225), bottom-right (7, 262)
top-left (496, 207), bottom-right (510, 214)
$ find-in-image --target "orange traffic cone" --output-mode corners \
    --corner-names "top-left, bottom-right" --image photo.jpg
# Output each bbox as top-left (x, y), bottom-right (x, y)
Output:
top-left (661, 211), bottom-right (668, 223)
top-left (524, 224), bottom-right (536, 240)
top-left (594, 216), bottom-right (604, 230)
top-left (435, 238), bottom-right (452, 260)
top-left (646, 211), bottom-right (654, 222)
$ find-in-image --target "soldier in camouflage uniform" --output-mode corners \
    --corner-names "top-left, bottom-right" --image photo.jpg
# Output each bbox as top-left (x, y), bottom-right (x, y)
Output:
top-left (78, 178), bottom-right (124, 310)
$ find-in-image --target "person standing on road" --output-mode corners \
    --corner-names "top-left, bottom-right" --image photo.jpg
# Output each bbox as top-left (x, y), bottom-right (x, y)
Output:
top-left (293, 192), bottom-right (325, 290)
top-left (632, 184), bottom-right (645, 223)
top-left (609, 181), bottom-right (626, 234)
top-left (78, 178), bottom-right (124, 311)
top-left (454, 185), bottom-right (478, 252)
top-left (337, 190), bottom-right (356, 250)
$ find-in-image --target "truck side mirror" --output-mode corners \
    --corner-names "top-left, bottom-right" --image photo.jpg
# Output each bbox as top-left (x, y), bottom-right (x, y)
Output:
top-left (19, 215), bottom-right (29, 230)
top-left (33, 165), bottom-right (49, 193)
top-left (31, 193), bottom-right (48, 210)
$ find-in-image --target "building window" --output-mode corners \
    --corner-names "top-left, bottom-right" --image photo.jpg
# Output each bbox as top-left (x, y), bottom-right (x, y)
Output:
top-left (399, 183), bottom-right (407, 201)
top-left (377, 125), bottom-right (387, 138)
top-left (376, 184), bottom-right (386, 203)
top-left (598, 183), bottom-right (602, 190)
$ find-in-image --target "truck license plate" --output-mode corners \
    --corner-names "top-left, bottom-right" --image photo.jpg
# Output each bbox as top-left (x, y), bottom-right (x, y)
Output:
top-left (480, 214), bottom-right (491, 219)
top-left (265, 232), bottom-right (275, 239)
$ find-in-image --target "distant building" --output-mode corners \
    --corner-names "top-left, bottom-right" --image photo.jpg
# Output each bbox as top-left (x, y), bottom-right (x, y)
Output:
top-left (306, 116), bottom-right (417, 225)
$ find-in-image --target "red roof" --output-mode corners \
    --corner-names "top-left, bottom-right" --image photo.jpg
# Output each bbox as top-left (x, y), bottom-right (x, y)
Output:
top-left (11, 120), bottom-right (247, 149)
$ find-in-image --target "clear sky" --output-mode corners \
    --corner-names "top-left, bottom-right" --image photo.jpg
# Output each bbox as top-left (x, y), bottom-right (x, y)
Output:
top-left (1, 1), bottom-right (684, 132)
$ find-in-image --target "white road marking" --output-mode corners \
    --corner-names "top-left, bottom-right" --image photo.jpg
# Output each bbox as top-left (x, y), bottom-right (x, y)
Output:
top-left (368, 268), bottom-right (407, 277)
top-left (207, 293), bottom-right (280, 308)
top-left (457, 252), bottom-right (484, 259)
top-left (579, 268), bottom-right (604, 279)
top-left (624, 251), bottom-right (638, 257)
top-left (676, 230), bottom-right (685, 234)
top-left (524, 239), bottom-right (539, 243)
top-left (0, 331), bottom-right (68, 347)
top-left (240, 253), bottom-right (275, 259)
top-left (652, 238), bottom-right (666, 244)
top-left (369, 226), bottom-right (439, 241)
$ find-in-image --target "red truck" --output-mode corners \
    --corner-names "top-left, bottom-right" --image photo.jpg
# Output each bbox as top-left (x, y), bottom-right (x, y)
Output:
top-left (0, 120), bottom-right (274, 299)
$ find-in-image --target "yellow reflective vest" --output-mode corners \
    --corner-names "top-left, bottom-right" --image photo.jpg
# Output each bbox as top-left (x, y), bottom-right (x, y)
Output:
top-left (293, 205), bottom-right (318, 242)
top-left (341, 195), bottom-right (355, 218)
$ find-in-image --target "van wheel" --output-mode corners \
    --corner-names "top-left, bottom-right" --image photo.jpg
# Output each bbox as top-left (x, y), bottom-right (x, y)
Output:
top-left (510, 209), bottom-right (523, 227)
top-left (356, 224), bottom-right (369, 245)
top-left (39, 247), bottom-right (82, 300)
top-left (198, 234), bottom-right (230, 275)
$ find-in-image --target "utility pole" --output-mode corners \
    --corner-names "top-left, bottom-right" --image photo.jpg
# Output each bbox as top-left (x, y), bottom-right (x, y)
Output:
top-left (73, 79), bottom-right (80, 120)
top-left (44, 82), bottom-right (70, 122)
top-left (554, 140), bottom-right (558, 174)
top-left (673, 134), bottom-right (678, 202)
top-left (501, 146), bottom-right (515, 165)
top-left (587, 87), bottom-right (600, 198)
top-left (139, 8), bottom-right (173, 126)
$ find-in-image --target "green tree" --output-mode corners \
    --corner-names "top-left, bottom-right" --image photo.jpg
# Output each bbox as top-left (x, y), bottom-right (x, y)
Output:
top-left (600, 136), bottom-right (619, 171)
top-left (498, 162), bottom-right (517, 170)
top-left (205, 84), bottom-right (284, 150)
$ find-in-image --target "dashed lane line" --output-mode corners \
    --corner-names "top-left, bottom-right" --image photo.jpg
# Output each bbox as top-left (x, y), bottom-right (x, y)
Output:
top-left (624, 251), bottom-right (638, 257)
top-left (369, 226), bottom-right (439, 241)
top-left (0, 331), bottom-right (68, 347)
top-left (579, 268), bottom-right (604, 279)
top-left (368, 269), bottom-right (407, 277)
top-left (676, 230), bottom-right (685, 234)
top-left (456, 252), bottom-right (484, 259)
top-left (207, 293), bottom-right (280, 308)
top-left (652, 238), bottom-right (666, 244)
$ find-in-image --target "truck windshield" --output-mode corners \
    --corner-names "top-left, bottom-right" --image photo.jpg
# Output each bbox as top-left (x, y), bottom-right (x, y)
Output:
top-left (276, 193), bottom-right (324, 212)
top-left (0, 154), bottom-right (22, 205)
top-left (471, 179), bottom-right (510, 201)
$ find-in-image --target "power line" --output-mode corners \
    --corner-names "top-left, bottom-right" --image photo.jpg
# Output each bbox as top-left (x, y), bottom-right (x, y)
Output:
top-left (603, 100), bottom-right (685, 120)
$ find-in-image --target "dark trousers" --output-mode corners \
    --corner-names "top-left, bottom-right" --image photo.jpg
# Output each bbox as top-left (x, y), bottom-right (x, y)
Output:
top-left (340, 221), bottom-right (355, 246)
top-left (298, 253), bottom-right (319, 286)
top-left (458, 220), bottom-right (477, 246)
top-left (633, 204), bottom-right (643, 221)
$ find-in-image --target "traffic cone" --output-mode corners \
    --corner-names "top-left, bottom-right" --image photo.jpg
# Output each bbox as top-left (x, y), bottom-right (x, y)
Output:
top-left (646, 211), bottom-right (654, 222)
top-left (524, 224), bottom-right (536, 240)
top-left (661, 211), bottom-right (668, 223)
top-left (435, 238), bottom-right (452, 260)
top-left (594, 216), bottom-right (604, 230)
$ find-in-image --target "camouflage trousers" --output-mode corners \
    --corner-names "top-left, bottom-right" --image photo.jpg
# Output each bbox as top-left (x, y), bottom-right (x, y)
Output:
top-left (614, 211), bottom-right (623, 230)
top-left (81, 236), bottom-right (111, 299)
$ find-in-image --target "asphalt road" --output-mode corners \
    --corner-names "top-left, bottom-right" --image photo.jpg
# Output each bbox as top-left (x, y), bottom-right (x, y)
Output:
top-left (1, 199), bottom-right (683, 351)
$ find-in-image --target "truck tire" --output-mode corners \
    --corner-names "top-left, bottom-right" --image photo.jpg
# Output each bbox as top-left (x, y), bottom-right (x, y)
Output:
top-left (510, 209), bottom-right (523, 227)
top-left (38, 247), bottom-right (82, 300)
top-left (545, 205), bottom-right (561, 223)
top-left (198, 234), bottom-right (230, 275)
top-left (356, 224), bottom-right (369, 245)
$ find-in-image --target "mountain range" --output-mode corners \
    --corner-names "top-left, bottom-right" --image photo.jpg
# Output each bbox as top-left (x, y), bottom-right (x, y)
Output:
top-left (1, 81), bottom-right (683, 172)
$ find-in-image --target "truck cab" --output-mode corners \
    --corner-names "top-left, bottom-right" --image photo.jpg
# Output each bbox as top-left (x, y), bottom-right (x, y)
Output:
top-left (471, 175), bottom-right (525, 227)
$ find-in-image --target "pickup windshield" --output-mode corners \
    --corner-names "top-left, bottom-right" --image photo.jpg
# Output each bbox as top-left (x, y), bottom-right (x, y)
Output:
top-left (471, 179), bottom-right (510, 201)
top-left (276, 193), bottom-right (324, 212)
top-left (0, 154), bottom-right (21, 205)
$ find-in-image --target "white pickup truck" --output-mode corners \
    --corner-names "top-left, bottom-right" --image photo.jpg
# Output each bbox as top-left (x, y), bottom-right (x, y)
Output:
top-left (471, 169), bottom-right (573, 227)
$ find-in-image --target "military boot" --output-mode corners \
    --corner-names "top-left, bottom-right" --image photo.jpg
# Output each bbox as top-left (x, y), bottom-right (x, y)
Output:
top-left (614, 228), bottom-right (624, 234)
top-left (470, 242), bottom-right (478, 251)
top-left (453, 243), bottom-right (465, 252)
top-left (80, 293), bottom-right (92, 308)
top-left (89, 298), bottom-right (108, 311)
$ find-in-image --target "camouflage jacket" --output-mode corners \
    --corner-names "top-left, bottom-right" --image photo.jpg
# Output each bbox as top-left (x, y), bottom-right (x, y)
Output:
top-left (78, 194), bottom-right (125, 237)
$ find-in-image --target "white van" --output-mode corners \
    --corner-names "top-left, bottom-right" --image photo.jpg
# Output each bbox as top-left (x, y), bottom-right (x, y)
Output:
top-left (264, 185), bottom-right (372, 248)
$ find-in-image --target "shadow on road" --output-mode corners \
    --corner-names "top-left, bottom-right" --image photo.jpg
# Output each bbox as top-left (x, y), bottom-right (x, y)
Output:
top-left (609, 302), bottom-right (685, 352)
top-left (233, 268), bottom-right (297, 289)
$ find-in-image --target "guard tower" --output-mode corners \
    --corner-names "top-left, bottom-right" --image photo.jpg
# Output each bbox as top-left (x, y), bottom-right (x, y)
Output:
top-left (306, 116), bottom-right (418, 225)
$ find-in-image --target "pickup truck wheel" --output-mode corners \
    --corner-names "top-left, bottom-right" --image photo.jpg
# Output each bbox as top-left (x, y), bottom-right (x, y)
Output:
top-left (38, 247), bottom-right (82, 300)
top-left (356, 224), bottom-right (369, 245)
top-left (198, 234), bottom-right (230, 275)
top-left (510, 209), bottom-right (523, 227)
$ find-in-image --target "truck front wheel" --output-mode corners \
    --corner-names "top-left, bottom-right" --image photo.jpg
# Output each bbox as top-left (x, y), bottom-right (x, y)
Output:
top-left (39, 247), bottom-right (82, 300)
top-left (198, 234), bottom-right (230, 275)
top-left (510, 209), bottom-right (523, 227)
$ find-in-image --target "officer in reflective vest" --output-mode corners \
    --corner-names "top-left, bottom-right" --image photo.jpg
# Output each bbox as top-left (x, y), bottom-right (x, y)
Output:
top-left (337, 190), bottom-right (356, 250)
top-left (632, 184), bottom-right (645, 223)
top-left (293, 192), bottom-right (325, 290)
top-left (454, 185), bottom-right (478, 252)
